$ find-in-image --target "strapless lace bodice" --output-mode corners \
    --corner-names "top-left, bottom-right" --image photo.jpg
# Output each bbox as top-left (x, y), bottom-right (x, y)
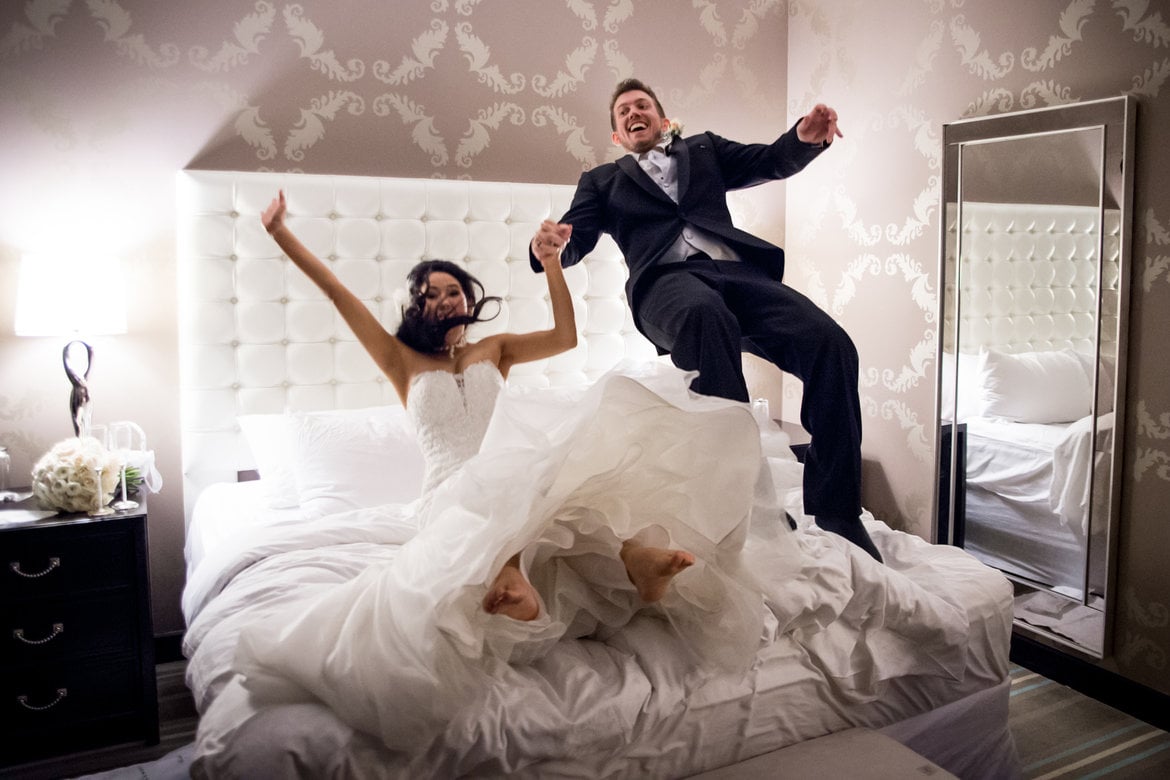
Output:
top-left (408, 361), bottom-right (504, 497)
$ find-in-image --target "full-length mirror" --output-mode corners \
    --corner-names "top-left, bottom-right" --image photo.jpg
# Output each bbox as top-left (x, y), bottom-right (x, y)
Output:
top-left (936, 95), bottom-right (1135, 660)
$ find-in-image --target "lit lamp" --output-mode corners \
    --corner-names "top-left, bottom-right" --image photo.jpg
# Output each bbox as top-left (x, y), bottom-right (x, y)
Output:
top-left (14, 253), bottom-right (128, 436)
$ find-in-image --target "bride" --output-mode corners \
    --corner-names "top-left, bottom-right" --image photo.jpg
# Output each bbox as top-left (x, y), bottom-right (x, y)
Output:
top-left (231, 192), bottom-right (799, 756)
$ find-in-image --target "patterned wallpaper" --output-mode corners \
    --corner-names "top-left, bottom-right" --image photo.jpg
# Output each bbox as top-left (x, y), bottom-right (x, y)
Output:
top-left (784, 0), bottom-right (1170, 694)
top-left (0, 0), bottom-right (1168, 696)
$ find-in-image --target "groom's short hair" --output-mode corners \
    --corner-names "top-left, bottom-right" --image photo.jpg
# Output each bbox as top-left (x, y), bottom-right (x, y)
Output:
top-left (609, 78), bottom-right (666, 130)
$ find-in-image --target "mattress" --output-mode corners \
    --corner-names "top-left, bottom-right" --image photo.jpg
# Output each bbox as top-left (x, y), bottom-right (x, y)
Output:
top-left (182, 464), bottom-right (1016, 778)
top-left (962, 416), bottom-right (1102, 596)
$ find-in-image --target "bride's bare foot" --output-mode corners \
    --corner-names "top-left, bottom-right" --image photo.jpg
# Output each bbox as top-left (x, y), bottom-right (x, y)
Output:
top-left (482, 560), bottom-right (540, 621)
top-left (620, 540), bottom-right (695, 603)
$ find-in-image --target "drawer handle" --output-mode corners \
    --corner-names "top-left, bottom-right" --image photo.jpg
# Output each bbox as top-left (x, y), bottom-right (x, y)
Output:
top-left (13, 623), bottom-right (65, 645)
top-left (17, 688), bottom-right (68, 711)
top-left (9, 557), bottom-right (61, 578)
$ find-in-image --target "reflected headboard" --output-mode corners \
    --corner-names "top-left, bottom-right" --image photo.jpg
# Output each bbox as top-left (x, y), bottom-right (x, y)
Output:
top-left (176, 170), bottom-right (665, 523)
top-left (941, 200), bottom-right (1121, 356)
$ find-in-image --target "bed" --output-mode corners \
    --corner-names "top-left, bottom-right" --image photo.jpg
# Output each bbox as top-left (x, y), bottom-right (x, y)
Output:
top-left (177, 170), bottom-right (1018, 778)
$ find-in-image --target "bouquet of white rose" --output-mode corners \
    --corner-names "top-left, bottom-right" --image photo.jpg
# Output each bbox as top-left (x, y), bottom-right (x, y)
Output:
top-left (30, 436), bottom-right (121, 513)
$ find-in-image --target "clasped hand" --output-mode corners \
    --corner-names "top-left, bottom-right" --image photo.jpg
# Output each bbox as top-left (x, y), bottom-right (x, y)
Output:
top-left (532, 220), bottom-right (572, 266)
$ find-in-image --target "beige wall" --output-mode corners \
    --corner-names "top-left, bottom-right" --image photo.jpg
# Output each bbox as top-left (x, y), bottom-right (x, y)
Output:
top-left (1, 1), bottom-right (1168, 696)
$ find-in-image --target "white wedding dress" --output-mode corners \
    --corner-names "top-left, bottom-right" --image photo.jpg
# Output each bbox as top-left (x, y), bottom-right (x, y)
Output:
top-left (234, 361), bottom-right (801, 758)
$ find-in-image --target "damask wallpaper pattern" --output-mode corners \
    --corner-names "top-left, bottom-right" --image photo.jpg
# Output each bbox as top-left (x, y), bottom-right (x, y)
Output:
top-left (785, 0), bottom-right (1170, 691)
top-left (0, 0), bottom-right (1168, 695)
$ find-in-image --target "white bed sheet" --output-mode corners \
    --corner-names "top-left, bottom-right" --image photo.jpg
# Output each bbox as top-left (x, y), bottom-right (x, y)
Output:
top-left (964, 414), bottom-right (1108, 535)
top-left (182, 464), bottom-right (1015, 778)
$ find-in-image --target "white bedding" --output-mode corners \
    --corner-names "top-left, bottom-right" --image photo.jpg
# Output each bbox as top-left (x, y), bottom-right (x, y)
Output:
top-left (964, 414), bottom-right (1108, 535)
top-left (182, 462), bottom-right (1014, 778)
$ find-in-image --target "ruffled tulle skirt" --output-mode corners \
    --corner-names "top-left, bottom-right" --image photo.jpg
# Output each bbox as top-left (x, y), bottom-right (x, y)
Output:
top-left (235, 364), bottom-right (801, 754)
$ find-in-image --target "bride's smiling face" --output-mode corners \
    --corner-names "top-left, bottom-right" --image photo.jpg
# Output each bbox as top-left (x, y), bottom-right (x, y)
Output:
top-left (422, 271), bottom-right (468, 322)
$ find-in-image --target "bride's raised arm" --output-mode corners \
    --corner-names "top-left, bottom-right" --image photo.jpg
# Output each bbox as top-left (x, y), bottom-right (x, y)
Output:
top-left (494, 220), bottom-right (578, 373)
top-left (261, 190), bottom-right (418, 400)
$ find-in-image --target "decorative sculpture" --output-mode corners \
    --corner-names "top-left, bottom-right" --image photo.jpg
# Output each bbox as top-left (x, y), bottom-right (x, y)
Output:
top-left (63, 339), bottom-right (94, 437)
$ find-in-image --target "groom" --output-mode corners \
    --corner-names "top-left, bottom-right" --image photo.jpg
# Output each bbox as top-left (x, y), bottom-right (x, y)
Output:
top-left (529, 78), bottom-right (881, 563)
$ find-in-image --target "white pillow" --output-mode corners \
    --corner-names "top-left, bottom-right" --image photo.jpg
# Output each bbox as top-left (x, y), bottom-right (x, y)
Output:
top-left (288, 406), bottom-right (425, 516)
top-left (238, 406), bottom-right (426, 512)
top-left (238, 413), bottom-right (299, 508)
top-left (978, 348), bottom-right (1092, 424)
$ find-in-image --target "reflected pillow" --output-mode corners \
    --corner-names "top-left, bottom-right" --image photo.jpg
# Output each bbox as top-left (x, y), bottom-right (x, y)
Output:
top-left (978, 348), bottom-right (1092, 424)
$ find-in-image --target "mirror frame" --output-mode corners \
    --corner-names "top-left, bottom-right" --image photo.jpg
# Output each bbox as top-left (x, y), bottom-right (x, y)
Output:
top-left (934, 95), bottom-right (1136, 660)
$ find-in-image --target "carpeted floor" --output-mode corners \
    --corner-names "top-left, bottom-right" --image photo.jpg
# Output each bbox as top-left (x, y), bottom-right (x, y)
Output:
top-left (8, 661), bottom-right (1170, 779)
top-left (1009, 664), bottom-right (1170, 779)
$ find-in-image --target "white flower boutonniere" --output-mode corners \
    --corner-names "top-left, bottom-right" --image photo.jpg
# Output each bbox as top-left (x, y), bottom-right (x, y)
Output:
top-left (661, 119), bottom-right (683, 141)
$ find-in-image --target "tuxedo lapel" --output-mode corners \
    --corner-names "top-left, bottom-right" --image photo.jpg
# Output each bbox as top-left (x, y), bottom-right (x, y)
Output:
top-left (617, 155), bottom-right (674, 203)
top-left (672, 137), bottom-right (691, 202)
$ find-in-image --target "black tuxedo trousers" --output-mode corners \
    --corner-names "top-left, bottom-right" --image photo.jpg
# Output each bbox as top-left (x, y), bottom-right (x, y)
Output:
top-left (637, 255), bottom-right (862, 520)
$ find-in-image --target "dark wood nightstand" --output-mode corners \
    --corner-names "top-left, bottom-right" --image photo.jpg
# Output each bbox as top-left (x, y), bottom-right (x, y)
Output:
top-left (1, 495), bottom-right (158, 767)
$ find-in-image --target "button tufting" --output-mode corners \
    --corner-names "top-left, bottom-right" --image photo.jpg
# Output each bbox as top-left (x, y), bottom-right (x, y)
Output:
top-left (231, 382), bottom-right (240, 390)
top-left (230, 340), bottom-right (239, 347)
top-left (375, 214), bottom-right (384, 221)
top-left (230, 210), bottom-right (239, 218)
top-left (230, 296), bottom-right (239, 304)
top-left (281, 339), bottom-right (289, 345)
top-left (230, 253), bottom-right (238, 261)
top-left (280, 297), bottom-right (289, 304)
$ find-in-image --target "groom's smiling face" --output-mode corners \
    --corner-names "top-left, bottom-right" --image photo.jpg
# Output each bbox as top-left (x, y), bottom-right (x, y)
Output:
top-left (611, 90), bottom-right (668, 155)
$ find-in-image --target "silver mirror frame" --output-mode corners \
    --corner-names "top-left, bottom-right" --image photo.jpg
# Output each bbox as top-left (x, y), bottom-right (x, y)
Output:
top-left (934, 95), bottom-right (1136, 660)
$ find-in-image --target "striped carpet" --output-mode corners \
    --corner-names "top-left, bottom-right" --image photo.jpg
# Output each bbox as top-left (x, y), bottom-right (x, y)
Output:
top-left (1009, 664), bottom-right (1170, 779)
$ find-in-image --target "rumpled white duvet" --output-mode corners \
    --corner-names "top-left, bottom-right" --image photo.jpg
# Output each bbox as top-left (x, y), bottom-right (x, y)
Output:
top-left (183, 461), bottom-right (1012, 778)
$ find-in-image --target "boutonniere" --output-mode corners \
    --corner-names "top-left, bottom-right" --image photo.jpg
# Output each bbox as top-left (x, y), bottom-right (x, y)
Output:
top-left (661, 119), bottom-right (683, 140)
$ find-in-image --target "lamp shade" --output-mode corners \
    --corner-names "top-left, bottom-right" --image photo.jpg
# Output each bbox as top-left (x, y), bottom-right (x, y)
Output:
top-left (14, 253), bottom-right (128, 337)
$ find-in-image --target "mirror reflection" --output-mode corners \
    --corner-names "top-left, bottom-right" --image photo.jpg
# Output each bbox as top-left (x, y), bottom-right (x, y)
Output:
top-left (938, 96), bottom-right (1135, 660)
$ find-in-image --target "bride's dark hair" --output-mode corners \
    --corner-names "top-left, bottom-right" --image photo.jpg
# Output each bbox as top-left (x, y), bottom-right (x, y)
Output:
top-left (395, 260), bottom-right (502, 355)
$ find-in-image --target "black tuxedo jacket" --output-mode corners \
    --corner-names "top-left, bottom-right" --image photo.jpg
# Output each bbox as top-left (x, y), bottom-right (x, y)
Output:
top-left (530, 122), bottom-right (828, 332)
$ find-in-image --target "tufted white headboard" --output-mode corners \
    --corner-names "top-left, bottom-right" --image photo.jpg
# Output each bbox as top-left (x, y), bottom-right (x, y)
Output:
top-left (942, 201), bottom-right (1121, 357)
top-left (176, 170), bottom-right (667, 524)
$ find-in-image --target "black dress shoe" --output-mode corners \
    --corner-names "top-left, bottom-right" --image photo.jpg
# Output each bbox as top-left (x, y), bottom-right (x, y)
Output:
top-left (814, 515), bottom-right (883, 563)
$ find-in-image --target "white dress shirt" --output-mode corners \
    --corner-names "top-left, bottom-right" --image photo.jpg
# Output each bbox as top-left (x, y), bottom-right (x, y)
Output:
top-left (636, 143), bottom-right (740, 265)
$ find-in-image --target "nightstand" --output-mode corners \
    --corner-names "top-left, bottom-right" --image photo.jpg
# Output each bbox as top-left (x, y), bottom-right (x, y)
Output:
top-left (1, 495), bottom-right (158, 767)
